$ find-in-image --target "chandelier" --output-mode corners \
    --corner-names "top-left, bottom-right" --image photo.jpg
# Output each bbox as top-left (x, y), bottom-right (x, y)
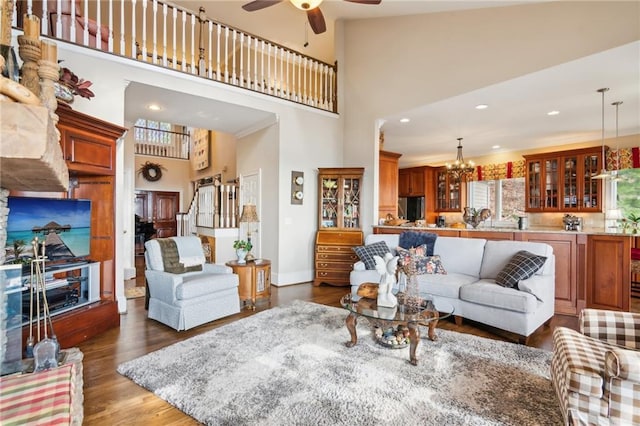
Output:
top-left (446, 138), bottom-right (475, 179)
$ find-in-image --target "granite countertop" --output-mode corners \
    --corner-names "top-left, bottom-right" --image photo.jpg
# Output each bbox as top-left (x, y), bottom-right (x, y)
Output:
top-left (373, 225), bottom-right (636, 237)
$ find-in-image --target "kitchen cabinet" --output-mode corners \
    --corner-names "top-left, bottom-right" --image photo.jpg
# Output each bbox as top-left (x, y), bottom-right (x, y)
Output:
top-left (318, 167), bottom-right (364, 230)
top-left (399, 167), bottom-right (424, 197)
top-left (379, 151), bottom-right (401, 219)
top-left (524, 147), bottom-right (604, 212)
top-left (586, 234), bottom-right (630, 311)
top-left (435, 168), bottom-right (462, 212)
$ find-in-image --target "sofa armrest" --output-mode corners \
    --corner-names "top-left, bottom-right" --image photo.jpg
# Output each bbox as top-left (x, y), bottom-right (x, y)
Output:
top-left (202, 263), bottom-right (233, 274)
top-left (580, 309), bottom-right (640, 349)
top-left (605, 347), bottom-right (640, 382)
top-left (145, 270), bottom-right (183, 304)
top-left (517, 274), bottom-right (554, 303)
top-left (353, 261), bottom-right (365, 271)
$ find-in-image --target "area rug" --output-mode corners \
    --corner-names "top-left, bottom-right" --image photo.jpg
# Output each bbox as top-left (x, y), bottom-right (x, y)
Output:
top-left (124, 286), bottom-right (146, 299)
top-left (117, 300), bottom-right (563, 425)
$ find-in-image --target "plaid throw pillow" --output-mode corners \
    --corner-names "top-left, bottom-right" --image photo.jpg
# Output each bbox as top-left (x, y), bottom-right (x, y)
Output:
top-left (353, 241), bottom-right (390, 270)
top-left (495, 250), bottom-right (546, 288)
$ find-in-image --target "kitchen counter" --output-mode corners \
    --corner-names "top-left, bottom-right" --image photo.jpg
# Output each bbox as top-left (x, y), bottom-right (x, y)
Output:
top-left (373, 225), bottom-right (636, 236)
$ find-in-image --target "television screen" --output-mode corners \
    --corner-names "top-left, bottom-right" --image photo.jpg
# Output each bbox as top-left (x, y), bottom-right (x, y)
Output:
top-left (5, 197), bottom-right (92, 264)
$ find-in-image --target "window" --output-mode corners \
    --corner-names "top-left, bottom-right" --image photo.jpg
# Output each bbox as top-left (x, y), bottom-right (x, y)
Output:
top-left (615, 168), bottom-right (640, 218)
top-left (134, 119), bottom-right (173, 145)
top-left (468, 178), bottom-right (525, 224)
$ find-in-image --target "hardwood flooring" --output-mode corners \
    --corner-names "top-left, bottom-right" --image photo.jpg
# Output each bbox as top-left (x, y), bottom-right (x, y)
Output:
top-left (78, 282), bottom-right (589, 425)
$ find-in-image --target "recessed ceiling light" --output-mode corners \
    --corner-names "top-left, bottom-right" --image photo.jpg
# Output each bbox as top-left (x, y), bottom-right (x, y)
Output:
top-left (147, 103), bottom-right (162, 111)
top-left (400, 118), bottom-right (410, 123)
top-left (492, 145), bottom-right (500, 149)
top-left (475, 104), bottom-right (488, 110)
top-left (547, 110), bottom-right (560, 116)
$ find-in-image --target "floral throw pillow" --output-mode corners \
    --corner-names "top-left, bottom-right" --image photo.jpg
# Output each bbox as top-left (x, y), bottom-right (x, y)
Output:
top-left (415, 255), bottom-right (447, 275)
top-left (396, 244), bottom-right (428, 267)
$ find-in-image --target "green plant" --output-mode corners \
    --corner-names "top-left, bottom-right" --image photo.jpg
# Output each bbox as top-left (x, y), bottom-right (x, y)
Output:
top-left (11, 239), bottom-right (26, 264)
top-left (233, 240), bottom-right (253, 251)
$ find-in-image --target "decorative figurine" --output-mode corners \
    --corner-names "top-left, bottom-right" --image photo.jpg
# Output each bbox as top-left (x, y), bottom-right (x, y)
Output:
top-left (374, 253), bottom-right (399, 308)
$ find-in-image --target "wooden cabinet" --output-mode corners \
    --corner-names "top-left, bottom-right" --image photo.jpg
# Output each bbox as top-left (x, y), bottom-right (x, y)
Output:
top-left (399, 167), bottom-right (424, 197)
top-left (379, 151), bottom-right (401, 219)
top-left (517, 232), bottom-right (579, 316)
top-left (318, 168), bottom-right (364, 230)
top-left (226, 259), bottom-right (271, 310)
top-left (524, 147), bottom-right (604, 212)
top-left (435, 168), bottom-right (462, 212)
top-left (460, 231), bottom-right (514, 240)
top-left (313, 230), bottom-right (363, 287)
top-left (586, 235), bottom-right (630, 311)
top-left (57, 107), bottom-right (121, 175)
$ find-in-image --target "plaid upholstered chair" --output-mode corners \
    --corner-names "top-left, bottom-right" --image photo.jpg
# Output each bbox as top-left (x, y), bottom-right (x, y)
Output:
top-left (551, 309), bottom-right (640, 425)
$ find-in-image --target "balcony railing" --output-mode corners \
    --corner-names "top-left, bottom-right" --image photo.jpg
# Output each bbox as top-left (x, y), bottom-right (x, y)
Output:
top-left (134, 125), bottom-right (190, 159)
top-left (12, 0), bottom-right (337, 112)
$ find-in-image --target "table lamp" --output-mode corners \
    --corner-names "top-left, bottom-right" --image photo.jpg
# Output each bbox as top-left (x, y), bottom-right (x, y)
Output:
top-left (239, 204), bottom-right (259, 261)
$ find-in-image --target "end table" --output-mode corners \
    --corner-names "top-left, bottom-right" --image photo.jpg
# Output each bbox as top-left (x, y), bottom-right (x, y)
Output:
top-left (225, 259), bottom-right (271, 310)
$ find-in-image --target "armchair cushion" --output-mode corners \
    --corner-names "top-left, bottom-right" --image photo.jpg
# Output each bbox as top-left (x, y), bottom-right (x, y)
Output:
top-left (581, 309), bottom-right (640, 349)
top-left (605, 347), bottom-right (640, 382)
top-left (177, 273), bottom-right (238, 300)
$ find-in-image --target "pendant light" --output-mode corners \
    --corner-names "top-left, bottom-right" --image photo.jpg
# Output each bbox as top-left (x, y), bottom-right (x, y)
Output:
top-left (610, 101), bottom-right (623, 182)
top-left (593, 88), bottom-right (610, 180)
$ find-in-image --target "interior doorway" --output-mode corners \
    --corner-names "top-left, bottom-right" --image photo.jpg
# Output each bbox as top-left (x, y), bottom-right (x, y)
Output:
top-left (134, 190), bottom-right (180, 239)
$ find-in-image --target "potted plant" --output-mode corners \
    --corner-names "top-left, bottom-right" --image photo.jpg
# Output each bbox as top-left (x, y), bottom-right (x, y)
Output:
top-left (233, 240), bottom-right (253, 264)
top-left (627, 213), bottom-right (640, 234)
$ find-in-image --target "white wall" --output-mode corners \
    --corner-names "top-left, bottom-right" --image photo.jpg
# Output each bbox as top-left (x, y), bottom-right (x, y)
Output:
top-left (341, 1), bottom-right (640, 237)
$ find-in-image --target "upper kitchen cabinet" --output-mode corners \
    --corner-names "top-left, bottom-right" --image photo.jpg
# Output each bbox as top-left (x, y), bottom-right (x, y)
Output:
top-left (399, 167), bottom-right (425, 197)
top-left (524, 147), bottom-right (604, 212)
top-left (435, 168), bottom-right (462, 212)
top-left (379, 151), bottom-right (402, 219)
top-left (318, 168), bottom-right (364, 230)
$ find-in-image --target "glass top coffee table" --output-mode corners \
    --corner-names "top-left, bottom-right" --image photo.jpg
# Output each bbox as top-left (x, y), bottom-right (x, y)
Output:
top-left (340, 293), bottom-right (454, 366)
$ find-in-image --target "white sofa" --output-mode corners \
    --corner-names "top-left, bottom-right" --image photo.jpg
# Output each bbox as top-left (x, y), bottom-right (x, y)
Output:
top-left (145, 236), bottom-right (240, 331)
top-left (350, 234), bottom-right (555, 343)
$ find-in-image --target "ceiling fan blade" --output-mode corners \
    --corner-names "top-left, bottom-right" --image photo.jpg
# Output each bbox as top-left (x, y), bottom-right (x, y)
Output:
top-left (242, 0), bottom-right (284, 12)
top-left (343, 0), bottom-right (382, 4)
top-left (307, 8), bottom-right (326, 34)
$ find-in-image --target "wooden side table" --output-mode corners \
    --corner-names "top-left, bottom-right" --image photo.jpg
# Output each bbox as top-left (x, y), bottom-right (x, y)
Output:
top-left (225, 259), bottom-right (271, 310)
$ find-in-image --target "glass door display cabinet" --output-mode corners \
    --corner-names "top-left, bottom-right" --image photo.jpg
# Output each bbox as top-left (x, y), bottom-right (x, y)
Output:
top-left (318, 168), bottom-right (364, 229)
top-left (314, 168), bottom-right (364, 287)
top-left (435, 168), bottom-right (462, 212)
top-left (524, 147), bottom-right (604, 212)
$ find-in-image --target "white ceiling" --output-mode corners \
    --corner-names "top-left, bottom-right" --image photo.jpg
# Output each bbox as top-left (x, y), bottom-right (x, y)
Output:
top-left (125, 1), bottom-right (640, 165)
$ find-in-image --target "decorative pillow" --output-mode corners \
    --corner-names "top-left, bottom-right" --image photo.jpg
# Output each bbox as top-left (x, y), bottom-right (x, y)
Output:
top-left (396, 244), bottom-right (428, 266)
top-left (353, 241), bottom-right (390, 270)
top-left (495, 250), bottom-right (547, 288)
top-left (415, 255), bottom-right (447, 275)
top-left (398, 231), bottom-right (437, 256)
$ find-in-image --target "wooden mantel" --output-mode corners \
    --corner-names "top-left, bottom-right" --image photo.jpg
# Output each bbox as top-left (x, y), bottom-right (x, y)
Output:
top-left (0, 102), bottom-right (68, 192)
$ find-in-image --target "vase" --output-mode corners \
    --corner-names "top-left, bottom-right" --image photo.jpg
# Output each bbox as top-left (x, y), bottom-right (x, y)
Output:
top-left (54, 82), bottom-right (75, 105)
top-left (236, 249), bottom-right (247, 264)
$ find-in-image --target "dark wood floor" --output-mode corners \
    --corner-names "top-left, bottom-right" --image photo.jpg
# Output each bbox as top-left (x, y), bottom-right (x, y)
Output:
top-left (77, 281), bottom-right (593, 425)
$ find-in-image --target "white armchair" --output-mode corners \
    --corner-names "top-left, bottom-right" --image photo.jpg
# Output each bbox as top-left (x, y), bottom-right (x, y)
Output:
top-left (144, 236), bottom-right (240, 331)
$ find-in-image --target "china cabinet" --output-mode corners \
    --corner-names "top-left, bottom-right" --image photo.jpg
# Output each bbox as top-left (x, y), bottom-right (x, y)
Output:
top-left (524, 147), bottom-right (603, 212)
top-left (318, 167), bottom-right (364, 229)
top-left (315, 168), bottom-right (364, 286)
top-left (435, 168), bottom-right (462, 212)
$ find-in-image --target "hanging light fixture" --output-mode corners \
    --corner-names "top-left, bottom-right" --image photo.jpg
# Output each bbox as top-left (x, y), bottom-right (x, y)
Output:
top-left (446, 138), bottom-right (475, 179)
top-left (290, 0), bottom-right (323, 10)
top-left (593, 87), bottom-right (610, 180)
top-left (610, 100), bottom-right (623, 182)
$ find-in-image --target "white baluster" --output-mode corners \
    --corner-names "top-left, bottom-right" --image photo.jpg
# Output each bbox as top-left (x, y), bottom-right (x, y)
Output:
top-left (303, 57), bottom-right (307, 104)
top-left (131, 0), bottom-right (137, 58)
top-left (254, 37), bottom-right (258, 90)
top-left (181, 10), bottom-right (186, 71)
top-left (141, 0), bottom-right (147, 60)
top-left (152, 0), bottom-right (158, 63)
top-left (273, 45), bottom-right (278, 95)
top-left (329, 66), bottom-right (334, 111)
top-left (69, 0), bottom-right (76, 42)
top-left (172, 7), bottom-right (177, 69)
top-left (260, 40), bottom-right (265, 92)
top-left (314, 60), bottom-right (318, 106)
top-left (239, 32), bottom-right (244, 87)
top-left (55, 0), bottom-right (62, 38)
top-left (190, 13), bottom-right (195, 74)
top-left (286, 51), bottom-right (290, 99)
top-left (42, 0), bottom-right (48, 35)
top-left (162, 3), bottom-right (167, 66)
top-left (208, 21), bottom-right (213, 79)
top-left (232, 29), bottom-right (237, 84)
top-left (108, 0), bottom-right (114, 52)
top-left (224, 26), bottom-right (229, 83)
top-left (95, 0), bottom-right (102, 50)
top-left (216, 24), bottom-right (221, 80)
top-left (246, 35), bottom-right (251, 88)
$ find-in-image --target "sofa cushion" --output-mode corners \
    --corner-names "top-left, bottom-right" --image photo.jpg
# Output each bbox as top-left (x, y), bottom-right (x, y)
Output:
top-left (176, 273), bottom-right (239, 300)
top-left (353, 241), bottom-right (390, 270)
top-left (415, 273), bottom-right (477, 299)
top-left (433, 237), bottom-right (486, 277)
top-left (398, 231), bottom-right (437, 255)
top-left (480, 240), bottom-right (552, 279)
top-left (495, 250), bottom-right (547, 288)
top-left (460, 281), bottom-right (538, 313)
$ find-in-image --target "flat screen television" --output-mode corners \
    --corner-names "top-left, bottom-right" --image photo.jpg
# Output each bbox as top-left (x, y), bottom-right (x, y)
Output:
top-left (5, 197), bottom-right (92, 264)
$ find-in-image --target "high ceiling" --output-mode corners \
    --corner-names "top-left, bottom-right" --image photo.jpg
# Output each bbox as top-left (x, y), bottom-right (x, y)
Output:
top-left (128, 1), bottom-right (639, 167)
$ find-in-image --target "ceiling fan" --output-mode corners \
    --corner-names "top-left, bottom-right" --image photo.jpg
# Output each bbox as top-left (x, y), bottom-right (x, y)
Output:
top-left (242, 0), bottom-right (382, 35)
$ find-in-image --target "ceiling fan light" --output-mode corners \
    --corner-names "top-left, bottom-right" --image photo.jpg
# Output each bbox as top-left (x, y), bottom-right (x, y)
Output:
top-left (290, 0), bottom-right (323, 10)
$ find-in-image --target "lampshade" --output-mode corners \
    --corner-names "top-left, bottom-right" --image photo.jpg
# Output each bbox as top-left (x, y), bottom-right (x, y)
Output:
top-left (239, 204), bottom-right (259, 223)
top-left (593, 88), bottom-right (610, 180)
top-left (290, 0), bottom-right (323, 10)
top-left (446, 138), bottom-right (475, 179)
